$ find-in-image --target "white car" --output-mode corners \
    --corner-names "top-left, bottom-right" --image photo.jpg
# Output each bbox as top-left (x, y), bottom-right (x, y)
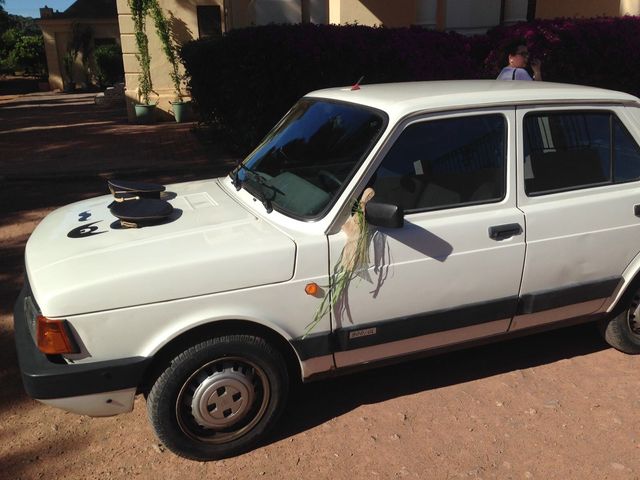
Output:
top-left (14, 80), bottom-right (640, 460)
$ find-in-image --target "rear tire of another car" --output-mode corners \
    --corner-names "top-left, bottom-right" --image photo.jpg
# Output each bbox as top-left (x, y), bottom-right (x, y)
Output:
top-left (600, 292), bottom-right (640, 354)
top-left (146, 334), bottom-right (289, 460)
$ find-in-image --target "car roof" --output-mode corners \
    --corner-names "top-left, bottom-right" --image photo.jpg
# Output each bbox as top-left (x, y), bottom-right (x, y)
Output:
top-left (305, 80), bottom-right (639, 118)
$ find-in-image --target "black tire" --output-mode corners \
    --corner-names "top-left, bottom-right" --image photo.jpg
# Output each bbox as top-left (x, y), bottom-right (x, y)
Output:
top-left (146, 334), bottom-right (289, 460)
top-left (600, 292), bottom-right (640, 354)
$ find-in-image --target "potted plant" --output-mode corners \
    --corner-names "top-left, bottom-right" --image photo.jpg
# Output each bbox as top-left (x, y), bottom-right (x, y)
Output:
top-left (128, 0), bottom-right (156, 123)
top-left (149, 1), bottom-right (190, 122)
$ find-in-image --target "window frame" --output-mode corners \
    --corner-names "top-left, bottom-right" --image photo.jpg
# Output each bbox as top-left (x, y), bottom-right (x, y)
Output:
top-left (368, 111), bottom-right (509, 215)
top-left (197, 5), bottom-right (223, 39)
top-left (613, 115), bottom-right (640, 185)
top-left (233, 98), bottom-right (390, 222)
top-left (522, 108), bottom-right (640, 197)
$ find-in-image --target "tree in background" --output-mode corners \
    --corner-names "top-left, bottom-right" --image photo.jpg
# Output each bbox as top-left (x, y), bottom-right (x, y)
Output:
top-left (8, 34), bottom-right (45, 75)
top-left (0, 1), bottom-right (47, 76)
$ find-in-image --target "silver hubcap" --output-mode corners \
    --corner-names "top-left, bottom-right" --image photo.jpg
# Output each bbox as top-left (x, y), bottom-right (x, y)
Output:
top-left (176, 357), bottom-right (270, 444)
top-left (191, 368), bottom-right (254, 428)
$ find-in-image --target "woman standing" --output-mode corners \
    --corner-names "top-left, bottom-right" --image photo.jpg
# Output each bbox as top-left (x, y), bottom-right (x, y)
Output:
top-left (496, 39), bottom-right (542, 81)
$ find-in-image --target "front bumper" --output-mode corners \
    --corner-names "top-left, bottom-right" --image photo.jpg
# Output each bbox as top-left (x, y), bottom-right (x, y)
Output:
top-left (13, 281), bottom-right (152, 406)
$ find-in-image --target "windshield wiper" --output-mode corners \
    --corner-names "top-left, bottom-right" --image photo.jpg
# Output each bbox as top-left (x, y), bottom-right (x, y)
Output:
top-left (232, 163), bottom-right (280, 213)
top-left (231, 162), bottom-right (250, 190)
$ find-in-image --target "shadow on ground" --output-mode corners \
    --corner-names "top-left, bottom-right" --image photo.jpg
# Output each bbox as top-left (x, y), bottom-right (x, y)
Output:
top-left (272, 322), bottom-right (609, 446)
top-left (0, 76), bottom-right (43, 96)
top-left (0, 315), bottom-right (29, 417)
top-left (0, 434), bottom-right (79, 479)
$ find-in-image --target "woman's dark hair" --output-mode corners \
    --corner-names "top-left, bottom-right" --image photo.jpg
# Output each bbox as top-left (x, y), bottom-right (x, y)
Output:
top-left (501, 37), bottom-right (527, 65)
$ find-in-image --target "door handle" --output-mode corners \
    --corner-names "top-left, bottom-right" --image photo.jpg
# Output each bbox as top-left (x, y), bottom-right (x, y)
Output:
top-left (489, 223), bottom-right (522, 240)
top-left (634, 204), bottom-right (640, 217)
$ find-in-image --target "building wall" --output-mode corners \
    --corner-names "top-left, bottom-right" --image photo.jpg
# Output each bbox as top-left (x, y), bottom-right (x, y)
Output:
top-left (229, 0), bottom-right (326, 26)
top-left (309, 0), bottom-right (328, 23)
top-left (445, 0), bottom-right (501, 34)
top-left (416, 0), bottom-right (437, 28)
top-left (38, 19), bottom-right (120, 91)
top-left (535, 0), bottom-right (637, 18)
top-left (229, 0), bottom-right (253, 27)
top-left (620, 0), bottom-right (640, 14)
top-left (328, 0), bottom-right (418, 27)
top-left (255, 0), bottom-right (302, 23)
top-left (117, 0), bottom-right (224, 120)
top-left (503, 0), bottom-right (528, 24)
top-left (325, 0), bottom-right (526, 31)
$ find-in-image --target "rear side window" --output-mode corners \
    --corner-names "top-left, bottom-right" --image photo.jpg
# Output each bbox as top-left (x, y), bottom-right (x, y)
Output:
top-left (372, 114), bottom-right (506, 213)
top-left (614, 118), bottom-right (640, 182)
top-left (523, 111), bottom-right (640, 195)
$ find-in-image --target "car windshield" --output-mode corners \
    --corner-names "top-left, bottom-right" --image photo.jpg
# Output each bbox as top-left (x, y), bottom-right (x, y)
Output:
top-left (231, 99), bottom-right (386, 219)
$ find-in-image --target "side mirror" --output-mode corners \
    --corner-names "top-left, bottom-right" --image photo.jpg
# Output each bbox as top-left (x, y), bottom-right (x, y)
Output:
top-left (365, 201), bottom-right (404, 228)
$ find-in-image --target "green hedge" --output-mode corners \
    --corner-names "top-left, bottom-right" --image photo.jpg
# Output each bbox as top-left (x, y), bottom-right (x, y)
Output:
top-left (181, 24), bottom-right (475, 150)
top-left (181, 18), bottom-right (640, 152)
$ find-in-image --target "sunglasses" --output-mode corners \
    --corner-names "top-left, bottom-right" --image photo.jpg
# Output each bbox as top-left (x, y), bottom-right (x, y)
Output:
top-left (515, 50), bottom-right (529, 57)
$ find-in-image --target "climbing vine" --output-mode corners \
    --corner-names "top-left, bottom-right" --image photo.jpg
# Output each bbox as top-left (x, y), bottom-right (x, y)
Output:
top-left (148, 1), bottom-right (183, 101)
top-left (128, 0), bottom-right (153, 104)
top-left (128, 0), bottom-right (183, 104)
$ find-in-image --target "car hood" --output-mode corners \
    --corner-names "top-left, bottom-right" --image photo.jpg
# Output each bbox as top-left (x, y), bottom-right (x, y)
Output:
top-left (25, 178), bottom-right (296, 317)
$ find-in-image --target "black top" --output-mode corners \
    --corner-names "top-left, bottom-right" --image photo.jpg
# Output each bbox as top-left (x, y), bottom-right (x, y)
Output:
top-left (109, 199), bottom-right (173, 222)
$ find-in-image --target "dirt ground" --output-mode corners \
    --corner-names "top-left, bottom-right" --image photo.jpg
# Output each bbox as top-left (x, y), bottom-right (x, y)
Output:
top-left (1, 92), bottom-right (640, 480)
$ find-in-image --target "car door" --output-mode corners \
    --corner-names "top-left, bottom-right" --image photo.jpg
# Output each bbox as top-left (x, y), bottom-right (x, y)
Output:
top-left (511, 105), bottom-right (640, 331)
top-left (327, 108), bottom-right (526, 368)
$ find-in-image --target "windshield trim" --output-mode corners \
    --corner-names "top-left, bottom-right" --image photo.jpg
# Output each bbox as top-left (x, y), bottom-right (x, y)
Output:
top-left (229, 97), bottom-right (389, 222)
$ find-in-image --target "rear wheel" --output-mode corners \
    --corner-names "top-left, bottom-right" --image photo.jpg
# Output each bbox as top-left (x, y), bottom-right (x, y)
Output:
top-left (146, 334), bottom-right (289, 460)
top-left (600, 292), bottom-right (640, 354)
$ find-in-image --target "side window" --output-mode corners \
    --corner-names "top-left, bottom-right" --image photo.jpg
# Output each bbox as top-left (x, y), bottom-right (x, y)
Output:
top-left (523, 112), bottom-right (611, 195)
top-left (371, 114), bottom-right (506, 212)
top-left (614, 117), bottom-right (640, 183)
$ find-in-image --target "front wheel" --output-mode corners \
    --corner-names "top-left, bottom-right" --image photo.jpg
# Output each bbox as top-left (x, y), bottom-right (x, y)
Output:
top-left (600, 292), bottom-right (640, 354)
top-left (146, 334), bottom-right (289, 460)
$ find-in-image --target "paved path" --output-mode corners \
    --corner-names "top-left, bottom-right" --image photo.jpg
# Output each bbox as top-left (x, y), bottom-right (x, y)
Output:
top-left (0, 92), bottom-right (237, 178)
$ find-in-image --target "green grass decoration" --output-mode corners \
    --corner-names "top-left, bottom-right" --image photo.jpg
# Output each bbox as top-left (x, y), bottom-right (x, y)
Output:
top-left (304, 188), bottom-right (375, 337)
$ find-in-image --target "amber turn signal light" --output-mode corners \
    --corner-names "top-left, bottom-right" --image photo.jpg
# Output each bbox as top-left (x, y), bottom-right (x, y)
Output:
top-left (305, 282), bottom-right (319, 296)
top-left (36, 316), bottom-right (78, 355)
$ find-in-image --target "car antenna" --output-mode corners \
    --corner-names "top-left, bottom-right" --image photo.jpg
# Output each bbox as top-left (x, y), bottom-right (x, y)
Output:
top-left (351, 76), bottom-right (364, 91)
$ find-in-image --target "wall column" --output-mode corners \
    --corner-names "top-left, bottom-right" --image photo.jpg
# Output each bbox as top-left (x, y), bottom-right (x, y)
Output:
top-left (39, 26), bottom-right (64, 90)
top-left (620, 0), bottom-right (640, 14)
top-left (328, 0), bottom-right (341, 23)
top-left (116, 0), bottom-right (138, 121)
top-left (435, 0), bottom-right (446, 30)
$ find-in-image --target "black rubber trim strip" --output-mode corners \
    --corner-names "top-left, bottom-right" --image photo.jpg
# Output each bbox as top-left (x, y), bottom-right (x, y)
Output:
top-left (517, 277), bottom-right (622, 315)
top-left (291, 296), bottom-right (518, 360)
top-left (292, 277), bottom-right (622, 361)
top-left (304, 312), bottom-right (606, 383)
top-left (290, 331), bottom-right (335, 361)
top-left (13, 283), bottom-right (152, 400)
